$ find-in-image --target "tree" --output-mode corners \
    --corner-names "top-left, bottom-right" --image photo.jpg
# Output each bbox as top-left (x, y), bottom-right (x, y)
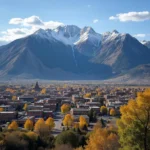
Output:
top-left (23, 103), bottom-right (28, 111)
top-left (34, 118), bottom-right (49, 138)
top-left (100, 106), bottom-right (107, 115)
top-left (84, 93), bottom-right (91, 98)
top-left (79, 116), bottom-right (88, 130)
top-left (24, 119), bottom-right (33, 130)
top-left (41, 88), bottom-right (46, 94)
top-left (55, 131), bottom-right (79, 148)
top-left (61, 104), bottom-right (70, 114)
top-left (4, 131), bottom-right (28, 150)
top-left (110, 108), bottom-right (116, 116)
top-left (117, 89), bottom-right (150, 150)
top-left (63, 114), bottom-right (74, 127)
top-left (0, 107), bottom-right (4, 112)
top-left (8, 121), bottom-right (18, 130)
top-left (54, 144), bottom-right (73, 150)
top-left (12, 96), bottom-right (17, 101)
top-left (45, 117), bottom-right (55, 130)
top-left (26, 131), bottom-right (38, 141)
top-left (85, 125), bottom-right (119, 150)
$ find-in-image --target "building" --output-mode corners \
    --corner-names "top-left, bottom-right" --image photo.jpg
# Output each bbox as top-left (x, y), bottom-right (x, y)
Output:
top-left (89, 106), bottom-right (100, 114)
top-left (70, 108), bottom-right (89, 115)
top-left (0, 111), bottom-right (17, 123)
top-left (19, 95), bottom-right (34, 102)
top-left (27, 110), bottom-right (43, 118)
top-left (0, 105), bottom-right (15, 111)
top-left (34, 82), bottom-right (41, 91)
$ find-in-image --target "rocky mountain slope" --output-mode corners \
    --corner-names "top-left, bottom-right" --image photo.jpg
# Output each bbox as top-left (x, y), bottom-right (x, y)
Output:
top-left (106, 64), bottom-right (150, 84)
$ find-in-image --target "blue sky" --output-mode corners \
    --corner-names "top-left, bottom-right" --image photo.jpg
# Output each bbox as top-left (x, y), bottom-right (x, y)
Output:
top-left (0, 0), bottom-right (150, 45)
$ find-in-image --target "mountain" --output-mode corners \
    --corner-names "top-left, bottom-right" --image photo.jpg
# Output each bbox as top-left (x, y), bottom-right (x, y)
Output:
top-left (0, 25), bottom-right (150, 81)
top-left (92, 31), bottom-right (150, 73)
top-left (106, 64), bottom-right (150, 84)
top-left (0, 25), bottom-right (112, 80)
top-left (141, 40), bottom-right (150, 49)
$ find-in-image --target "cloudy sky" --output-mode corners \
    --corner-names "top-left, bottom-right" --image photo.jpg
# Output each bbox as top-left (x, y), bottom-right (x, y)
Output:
top-left (0, 0), bottom-right (150, 45)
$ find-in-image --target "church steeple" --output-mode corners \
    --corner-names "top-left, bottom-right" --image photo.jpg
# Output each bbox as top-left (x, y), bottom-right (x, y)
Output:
top-left (34, 81), bottom-right (41, 91)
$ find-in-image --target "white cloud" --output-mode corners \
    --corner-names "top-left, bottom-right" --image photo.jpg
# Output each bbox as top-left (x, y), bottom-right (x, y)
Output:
top-left (9, 18), bottom-right (23, 25)
top-left (134, 33), bottom-right (150, 38)
top-left (0, 16), bottom-right (64, 45)
top-left (93, 19), bottom-right (99, 23)
top-left (109, 11), bottom-right (150, 22)
top-left (134, 34), bottom-right (146, 38)
top-left (10, 16), bottom-right (44, 27)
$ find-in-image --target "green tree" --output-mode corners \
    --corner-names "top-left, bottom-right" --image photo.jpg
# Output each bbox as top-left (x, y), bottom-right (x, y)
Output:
top-left (55, 131), bottom-right (79, 148)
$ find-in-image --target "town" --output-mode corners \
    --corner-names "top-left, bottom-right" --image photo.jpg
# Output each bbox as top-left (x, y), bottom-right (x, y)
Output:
top-left (0, 82), bottom-right (148, 150)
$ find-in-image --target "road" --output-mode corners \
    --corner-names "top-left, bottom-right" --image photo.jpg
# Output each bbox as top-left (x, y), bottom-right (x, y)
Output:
top-left (52, 111), bottom-right (63, 136)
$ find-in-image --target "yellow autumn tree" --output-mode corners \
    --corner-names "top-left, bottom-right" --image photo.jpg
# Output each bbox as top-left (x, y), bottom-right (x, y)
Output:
top-left (117, 89), bottom-right (150, 150)
top-left (85, 125), bottom-right (119, 150)
top-left (79, 116), bottom-right (88, 129)
top-left (34, 118), bottom-right (49, 138)
top-left (110, 108), bottom-right (116, 116)
top-left (100, 106), bottom-right (107, 115)
top-left (73, 122), bottom-right (79, 129)
top-left (45, 117), bottom-right (55, 130)
top-left (61, 104), bottom-right (70, 114)
top-left (8, 121), bottom-right (18, 130)
top-left (63, 114), bottom-right (74, 127)
top-left (24, 119), bottom-right (33, 130)
top-left (84, 93), bottom-right (91, 98)
top-left (12, 96), bottom-right (17, 101)
top-left (41, 88), bottom-right (46, 94)
top-left (0, 108), bottom-right (4, 112)
top-left (34, 118), bottom-right (45, 132)
top-left (23, 103), bottom-right (28, 111)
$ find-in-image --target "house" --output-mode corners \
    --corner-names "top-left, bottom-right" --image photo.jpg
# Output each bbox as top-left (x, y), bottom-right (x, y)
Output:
top-left (27, 110), bottom-right (43, 118)
top-left (89, 106), bottom-right (100, 114)
top-left (76, 103), bottom-right (89, 109)
top-left (70, 108), bottom-right (89, 115)
top-left (0, 111), bottom-right (17, 123)
top-left (0, 105), bottom-right (15, 111)
top-left (44, 111), bottom-right (53, 119)
top-left (19, 95), bottom-right (34, 102)
top-left (72, 95), bottom-right (83, 103)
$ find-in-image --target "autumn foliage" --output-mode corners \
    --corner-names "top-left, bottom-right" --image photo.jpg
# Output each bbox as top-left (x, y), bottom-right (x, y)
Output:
top-left (100, 106), bottom-right (107, 115)
top-left (0, 107), bottom-right (4, 112)
top-left (24, 119), bottom-right (33, 130)
top-left (23, 103), bottom-right (28, 111)
top-left (8, 121), bottom-right (18, 130)
top-left (79, 116), bottom-right (88, 129)
top-left (45, 117), bottom-right (55, 130)
top-left (85, 124), bottom-right (119, 150)
top-left (63, 114), bottom-right (74, 127)
top-left (117, 89), bottom-right (150, 150)
top-left (110, 108), bottom-right (116, 116)
top-left (61, 104), bottom-right (70, 114)
top-left (84, 93), bottom-right (91, 98)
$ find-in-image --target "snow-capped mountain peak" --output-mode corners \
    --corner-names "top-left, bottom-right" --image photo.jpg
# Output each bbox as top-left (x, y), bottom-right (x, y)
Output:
top-left (33, 25), bottom-right (102, 46)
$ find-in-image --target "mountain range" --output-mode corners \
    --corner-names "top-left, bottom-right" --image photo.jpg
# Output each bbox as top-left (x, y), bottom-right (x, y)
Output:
top-left (0, 25), bottom-right (150, 83)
